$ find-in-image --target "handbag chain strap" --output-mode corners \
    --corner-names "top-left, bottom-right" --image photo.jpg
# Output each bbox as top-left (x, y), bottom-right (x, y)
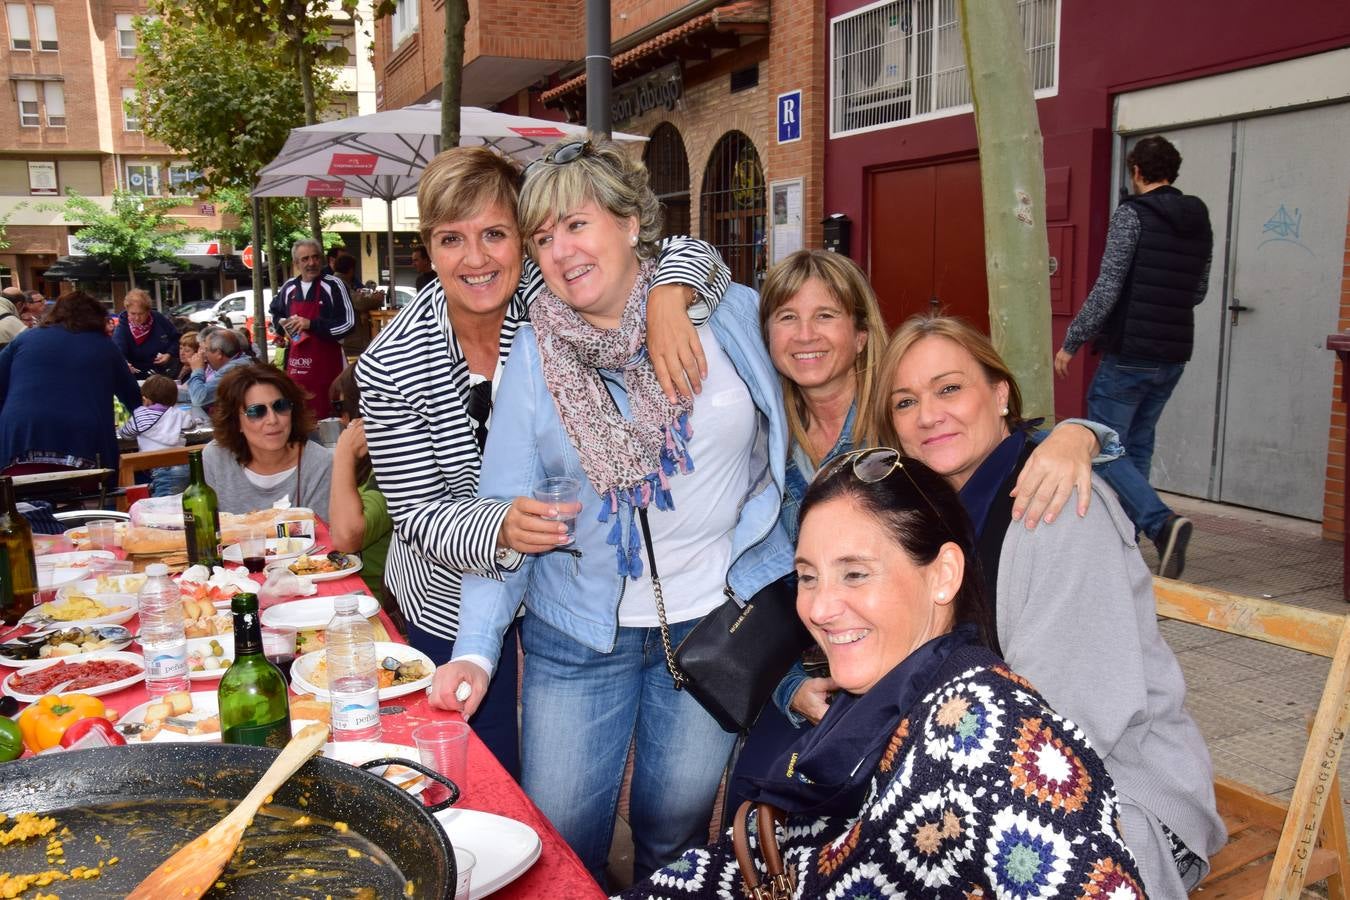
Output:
top-left (731, 800), bottom-right (796, 900)
top-left (636, 506), bottom-right (686, 690)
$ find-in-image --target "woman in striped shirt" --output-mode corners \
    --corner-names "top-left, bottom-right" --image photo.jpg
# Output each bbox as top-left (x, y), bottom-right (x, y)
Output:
top-left (356, 147), bottom-right (729, 779)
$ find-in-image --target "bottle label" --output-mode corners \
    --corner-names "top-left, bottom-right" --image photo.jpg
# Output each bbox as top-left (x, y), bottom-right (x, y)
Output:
top-left (183, 510), bottom-right (200, 560)
top-left (331, 689), bottom-right (381, 733)
top-left (145, 646), bottom-right (188, 679)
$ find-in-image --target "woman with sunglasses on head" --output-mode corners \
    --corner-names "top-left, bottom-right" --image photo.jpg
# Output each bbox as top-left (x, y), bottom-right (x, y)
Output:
top-left (872, 315), bottom-right (1224, 896)
top-left (201, 363), bottom-right (333, 519)
top-left (623, 450), bottom-right (1145, 900)
top-left (356, 145), bottom-right (730, 781)
top-left (430, 138), bottom-right (791, 886)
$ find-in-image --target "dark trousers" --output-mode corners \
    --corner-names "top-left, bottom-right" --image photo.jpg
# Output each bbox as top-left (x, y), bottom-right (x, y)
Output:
top-left (407, 619), bottom-right (521, 782)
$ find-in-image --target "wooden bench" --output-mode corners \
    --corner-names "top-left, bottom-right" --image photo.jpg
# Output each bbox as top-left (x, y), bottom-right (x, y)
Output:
top-left (1155, 579), bottom-right (1350, 898)
top-left (115, 447), bottom-right (191, 511)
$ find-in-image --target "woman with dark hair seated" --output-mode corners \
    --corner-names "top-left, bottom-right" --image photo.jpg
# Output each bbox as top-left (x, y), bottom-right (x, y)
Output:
top-left (202, 364), bottom-right (333, 518)
top-left (622, 451), bottom-right (1145, 899)
top-left (0, 290), bottom-right (140, 477)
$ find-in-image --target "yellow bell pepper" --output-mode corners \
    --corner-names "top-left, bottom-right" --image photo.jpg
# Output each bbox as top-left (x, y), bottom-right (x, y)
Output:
top-left (18, 694), bottom-right (107, 752)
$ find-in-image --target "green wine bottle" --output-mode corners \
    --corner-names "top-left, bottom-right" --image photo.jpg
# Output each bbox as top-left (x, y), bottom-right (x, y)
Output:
top-left (182, 448), bottom-right (221, 567)
top-left (0, 476), bottom-right (37, 626)
top-left (218, 593), bottom-right (291, 748)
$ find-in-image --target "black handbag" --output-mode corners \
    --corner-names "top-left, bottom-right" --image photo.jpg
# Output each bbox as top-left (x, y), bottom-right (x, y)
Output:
top-left (636, 507), bottom-right (813, 734)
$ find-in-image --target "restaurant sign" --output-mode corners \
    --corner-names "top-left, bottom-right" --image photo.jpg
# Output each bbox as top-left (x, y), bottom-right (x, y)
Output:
top-left (612, 63), bottom-right (682, 125)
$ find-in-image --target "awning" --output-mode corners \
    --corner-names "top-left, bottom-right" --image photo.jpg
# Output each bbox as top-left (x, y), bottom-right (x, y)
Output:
top-left (540, 0), bottom-right (769, 110)
top-left (44, 255), bottom-right (221, 282)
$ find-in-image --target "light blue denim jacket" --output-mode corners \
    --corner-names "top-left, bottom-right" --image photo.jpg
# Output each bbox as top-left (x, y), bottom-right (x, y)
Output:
top-left (453, 283), bottom-right (794, 673)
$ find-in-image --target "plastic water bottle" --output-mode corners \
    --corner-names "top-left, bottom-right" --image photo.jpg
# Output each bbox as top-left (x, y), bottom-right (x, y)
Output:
top-left (138, 563), bottom-right (189, 696)
top-left (325, 596), bottom-right (382, 742)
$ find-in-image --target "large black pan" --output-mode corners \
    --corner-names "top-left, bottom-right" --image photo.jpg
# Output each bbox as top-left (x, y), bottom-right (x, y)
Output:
top-left (0, 743), bottom-right (457, 897)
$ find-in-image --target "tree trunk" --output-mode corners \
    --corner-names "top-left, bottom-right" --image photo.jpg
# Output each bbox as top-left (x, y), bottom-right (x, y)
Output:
top-left (297, 41), bottom-right (323, 245)
top-left (958, 0), bottom-right (1053, 420)
top-left (440, 0), bottom-right (469, 149)
top-left (127, 263), bottom-right (137, 290)
top-left (250, 194), bottom-right (267, 356)
top-left (263, 199), bottom-right (279, 311)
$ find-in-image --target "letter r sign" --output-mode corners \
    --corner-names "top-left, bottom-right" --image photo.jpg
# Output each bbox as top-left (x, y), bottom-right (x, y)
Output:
top-left (778, 90), bottom-right (802, 144)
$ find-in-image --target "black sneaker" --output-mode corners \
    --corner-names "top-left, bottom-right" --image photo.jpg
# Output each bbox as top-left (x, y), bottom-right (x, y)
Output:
top-left (1156, 515), bottom-right (1193, 579)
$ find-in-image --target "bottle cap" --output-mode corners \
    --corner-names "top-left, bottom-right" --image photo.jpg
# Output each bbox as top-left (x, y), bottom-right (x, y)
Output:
top-left (145, 563), bottom-right (169, 577)
top-left (333, 595), bottom-right (359, 614)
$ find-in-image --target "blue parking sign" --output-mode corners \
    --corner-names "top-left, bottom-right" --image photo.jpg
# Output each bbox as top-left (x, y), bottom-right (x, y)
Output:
top-left (778, 91), bottom-right (801, 144)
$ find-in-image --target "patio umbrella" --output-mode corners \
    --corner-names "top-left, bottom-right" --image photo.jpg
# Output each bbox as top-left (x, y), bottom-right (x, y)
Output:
top-left (254, 102), bottom-right (647, 281)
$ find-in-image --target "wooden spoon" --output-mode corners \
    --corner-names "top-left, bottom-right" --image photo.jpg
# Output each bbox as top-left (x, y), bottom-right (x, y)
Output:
top-left (126, 722), bottom-right (330, 900)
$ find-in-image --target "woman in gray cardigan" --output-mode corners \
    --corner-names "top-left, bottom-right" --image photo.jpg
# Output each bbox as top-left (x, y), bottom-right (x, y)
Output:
top-left (874, 315), bottom-right (1225, 898)
top-left (202, 363), bottom-right (333, 520)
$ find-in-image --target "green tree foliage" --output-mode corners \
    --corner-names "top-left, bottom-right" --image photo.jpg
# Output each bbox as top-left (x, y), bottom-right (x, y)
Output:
top-left (41, 191), bottom-right (189, 289)
top-left (204, 187), bottom-right (356, 267)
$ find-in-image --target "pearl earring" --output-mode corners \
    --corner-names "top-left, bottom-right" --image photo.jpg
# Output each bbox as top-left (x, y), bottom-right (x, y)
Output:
top-left (1000, 406), bottom-right (1009, 416)
top-left (936, 591), bottom-right (946, 602)
top-left (629, 234), bottom-right (638, 247)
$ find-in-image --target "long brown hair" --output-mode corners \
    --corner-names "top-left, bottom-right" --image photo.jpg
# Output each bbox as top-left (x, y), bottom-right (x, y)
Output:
top-left (210, 364), bottom-right (316, 465)
top-left (759, 250), bottom-right (889, 464)
top-left (330, 363), bottom-right (372, 485)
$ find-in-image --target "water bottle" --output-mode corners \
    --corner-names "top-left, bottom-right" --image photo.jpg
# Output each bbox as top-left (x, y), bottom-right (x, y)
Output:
top-left (138, 563), bottom-right (189, 696)
top-left (325, 595), bottom-right (382, 742)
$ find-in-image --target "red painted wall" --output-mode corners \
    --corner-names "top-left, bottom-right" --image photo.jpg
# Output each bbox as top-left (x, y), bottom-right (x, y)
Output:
top-left (824, 0), bottom-right (1350, 417)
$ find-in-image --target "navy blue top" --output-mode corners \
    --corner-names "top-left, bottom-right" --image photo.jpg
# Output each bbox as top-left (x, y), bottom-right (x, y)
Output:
top-left (0, 327), bottom-right (141, 471)
top-left (112, 310), bottom-right (180, 378)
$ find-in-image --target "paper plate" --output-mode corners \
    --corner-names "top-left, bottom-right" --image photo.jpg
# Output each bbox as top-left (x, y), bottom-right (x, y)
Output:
top-left (323, 740), bottom-right (428, 795)
top-left (260, 594), bottom-right (380, 631)
top-left (116, 691), bottom-right (221, 743)
top-left (34, 550), bottom-right (117, 590)
top-left (186, 632), bottom-right (235, 680)
top-left (222, 537), bottom-right (316, 565)
top-left (283, 553), bottom-right (363, 584)
top-left (57, 573), bottom-right (148, 604)
top-left (290, 642), bottom-right (434, 702)
top-left (22, 593), bottom-right (138, 630)
top-left (433, 807), bottom-right (542, 898)
top-left (0, 625), bottom-right (133, 668)
top-left (2, 650), bottom-right (145, 702)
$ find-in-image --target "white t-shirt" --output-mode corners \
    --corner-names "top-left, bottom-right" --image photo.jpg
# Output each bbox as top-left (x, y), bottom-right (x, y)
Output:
top-left (617, 326), bottom-right (755, 627)
top-left (243, 465), bottom-right (297, 491)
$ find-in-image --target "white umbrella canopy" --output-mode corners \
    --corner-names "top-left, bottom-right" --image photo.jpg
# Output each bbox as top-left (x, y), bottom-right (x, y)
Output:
top-left (254, 102), bottom-right (646, 282)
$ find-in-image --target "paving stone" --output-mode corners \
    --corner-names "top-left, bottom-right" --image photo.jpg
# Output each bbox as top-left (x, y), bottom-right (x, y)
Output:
top-left (1212, 720), bottom-right (1312, 781)
top-left (1208, 745), bottom-right (1296, 795)
top-left (1158, 618), bottom-right (1232, 652)
top-left (1186, 685), bottom-right (1292, 740)
top-left (1209, 664), bottom-right (1329, 724)
top-left (1174, 647), bottom-right (1267, 691)
top-left (1198, 635), bottom-right (1329, 676)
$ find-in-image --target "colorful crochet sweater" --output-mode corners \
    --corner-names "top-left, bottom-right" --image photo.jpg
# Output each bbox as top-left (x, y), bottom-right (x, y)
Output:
top-left (617, 648), bottom-right (1146, 899)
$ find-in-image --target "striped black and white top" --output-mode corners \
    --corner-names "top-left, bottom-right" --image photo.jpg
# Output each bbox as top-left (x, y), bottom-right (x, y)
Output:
top-left (356, 241), bottom-right (731, 642)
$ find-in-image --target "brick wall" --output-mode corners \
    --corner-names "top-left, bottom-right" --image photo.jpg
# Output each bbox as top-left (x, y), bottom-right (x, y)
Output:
top-left (764, 0), bottom-right (824, 250)
top-left (1323, 193), bottom-right (1350, 541)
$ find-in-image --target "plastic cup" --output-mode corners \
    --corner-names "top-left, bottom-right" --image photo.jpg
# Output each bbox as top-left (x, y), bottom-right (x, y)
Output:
top-left (413, 721), bottom-right (470, 796)
top-left (261, 625), bottom-right (297, 682)
top-left (453, 847), bottom-right (475, 899)
top-left (317, 417), bottom-right (343, 447)
top-left (86, 519), bottom-right (119, 550)
top-left (533, 476), bottom-right (580, 543)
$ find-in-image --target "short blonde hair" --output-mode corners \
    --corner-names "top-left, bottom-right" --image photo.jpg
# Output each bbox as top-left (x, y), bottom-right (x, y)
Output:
top-left (760, 250), bottom-right (890, 464)
top-left (517, 137), bottom-right (661, 262)
top-left (870, 315), bottom-right (1024, 450)
top-left (417, 147), bottom-right (522, 247)
top-left (123, 289), bottom-right (152, 312)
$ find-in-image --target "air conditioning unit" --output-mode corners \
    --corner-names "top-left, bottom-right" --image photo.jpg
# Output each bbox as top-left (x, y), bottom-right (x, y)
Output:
top-left (842, 16), bottom-right (911, 115)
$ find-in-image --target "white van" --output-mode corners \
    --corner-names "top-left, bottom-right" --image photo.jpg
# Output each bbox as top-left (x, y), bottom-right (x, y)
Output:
top-left (187, 289), bottom-right (273, 327)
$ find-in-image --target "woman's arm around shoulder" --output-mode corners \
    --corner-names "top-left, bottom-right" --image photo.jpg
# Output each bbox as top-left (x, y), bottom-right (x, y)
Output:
top-left (328, 420), bottom-right (369, 552)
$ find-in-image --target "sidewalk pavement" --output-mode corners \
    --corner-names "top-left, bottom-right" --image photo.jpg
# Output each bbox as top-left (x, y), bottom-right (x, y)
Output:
top-left (1148, 492), bottom-right (1344, 897)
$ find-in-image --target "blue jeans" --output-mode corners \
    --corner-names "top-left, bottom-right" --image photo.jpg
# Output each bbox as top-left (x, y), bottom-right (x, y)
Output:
top-left (1087, 354), bottom-right (1186, 542)
top-left (150, 464), bottom-right (189, 497)
top-left (519, 613), bottom-right (736, 886)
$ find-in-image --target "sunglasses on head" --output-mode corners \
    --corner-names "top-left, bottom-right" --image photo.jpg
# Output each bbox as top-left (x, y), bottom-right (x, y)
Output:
top-left (815, 447), bottom-right (952, 535)
top-left (243, 398), bottom-right (294, 420)
top-left (521, 140), bottom-right (592, 183)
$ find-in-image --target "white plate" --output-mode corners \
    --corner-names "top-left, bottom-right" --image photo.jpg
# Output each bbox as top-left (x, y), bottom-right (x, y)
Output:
top-left (290, 642), bottom-right (434, 702)
top-left (116, 692), bottom-right (322, 744)
top-left (22, 594), bottom-right (138, 630)
top-left (186, 633), bottom-right (235, 681)
top-left (1, 650), bottom-right (145, 702)
top-left (433, 808), bottom-right (542, 898)
top-left (222, 537), bottom-right (316, 565)
top-left (260, 594), bottom-right (380, 630)
top-left (57, 574), bottom-right (147, 604)
top-left (283, 553), bottom-right (363, 584)
top-left (34, 550), bottom-right (117, 590)
top-left (0, 626), bottom-right (134, 668)
top-left (323, 740), bottom-right (427, 795)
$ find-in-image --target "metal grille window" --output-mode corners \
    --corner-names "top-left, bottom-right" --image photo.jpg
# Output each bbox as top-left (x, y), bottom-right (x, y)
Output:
top-left (830, 0), bottom-right (1059, 137)
top-left (643, 123), bottom-right (691, 239)
top-left (700, 131), bottom-right (765, 289)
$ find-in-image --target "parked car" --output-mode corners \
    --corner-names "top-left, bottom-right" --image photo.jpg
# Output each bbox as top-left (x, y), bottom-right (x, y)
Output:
top-left (169, 299), bottom-right (217, 317)
top-left (187, 289), bottom-right (273, 328)
top-left (356, 283), bottom-right (418, 310)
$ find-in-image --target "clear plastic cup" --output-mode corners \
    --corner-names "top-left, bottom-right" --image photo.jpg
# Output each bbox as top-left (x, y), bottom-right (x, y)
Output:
top-left (533, 476), bottom-right (580, 543)
top-left (413, 721), bottom-right (470, 795)
top-left (454, 847), bottom-right (475, 898)
top-left (86, 519), bottom-right (120, 550)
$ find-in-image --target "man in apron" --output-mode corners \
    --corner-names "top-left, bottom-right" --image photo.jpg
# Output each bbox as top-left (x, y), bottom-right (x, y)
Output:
top-left (270, 238), bottom-right (355, 421)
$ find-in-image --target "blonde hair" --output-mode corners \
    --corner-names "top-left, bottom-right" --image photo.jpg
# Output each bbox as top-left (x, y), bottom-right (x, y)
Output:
top-left (416, 147), bottom-right (522, 247)
top-left (759, 250), bottom-right (889, 464)
top-left (517, 137), bottom-right (661, 262)
top-left (871, 314), bottom-right (1024, 450)
top-left (123, 289), bottom-right (152, 312)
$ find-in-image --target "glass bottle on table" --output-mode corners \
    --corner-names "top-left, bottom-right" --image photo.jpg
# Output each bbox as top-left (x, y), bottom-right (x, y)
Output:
top-left (0, 476), bottom-right (37, 626)
top-left (182, 448), bottom-right (221, 568)
top-left (219, 592), bottom-right (291, 748)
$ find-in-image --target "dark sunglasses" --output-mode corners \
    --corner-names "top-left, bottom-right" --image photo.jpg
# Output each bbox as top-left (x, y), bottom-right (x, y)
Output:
top-left (815, 447), bottom-right (951, 534)
top-left (243, 398), bottom-right (294, 420)
top-left (521, 140), bottom-right (592, 183)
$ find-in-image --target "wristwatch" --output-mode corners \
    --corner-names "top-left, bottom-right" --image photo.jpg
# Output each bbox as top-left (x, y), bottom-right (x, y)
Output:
top-left (495, 546), bottom-right (522, 568)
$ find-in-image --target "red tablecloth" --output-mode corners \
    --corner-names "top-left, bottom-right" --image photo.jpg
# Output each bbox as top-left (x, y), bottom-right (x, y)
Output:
top-left (19, 525), bottom-right (605, 900)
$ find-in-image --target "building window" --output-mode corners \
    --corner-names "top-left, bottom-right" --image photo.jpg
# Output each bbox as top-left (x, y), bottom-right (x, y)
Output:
top-left (392, 1), bottom-right (417, 47)
top-left (116, 13), bottom-right (136, 57)
top-left (33, 4), bottom-right (54, 50)
top-left (43, 82), bottom-right (64, 126)
top-left (6, 3), bottom-right (30, 50)
top-left (122, 87), bottom-right (140, 131)
top-left (16, 81), bottom-right (39, 127)
top-left (324, 23), bottom-right (355, 62)
top-left (126, 162), bottom-right (159, 195)
top-left (830, 0), bottom-right (1059, 137)
top-left (700, 131), bottom-right (765, 289)
top-left (644, 123), bottom-right (691, 239)
top-left (168, 163), bottom-right (201, 195)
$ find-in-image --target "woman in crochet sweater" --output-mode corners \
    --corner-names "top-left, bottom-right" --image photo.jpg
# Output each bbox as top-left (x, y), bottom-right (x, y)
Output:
top-left (621, 451), bottom-right (1144, 900)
